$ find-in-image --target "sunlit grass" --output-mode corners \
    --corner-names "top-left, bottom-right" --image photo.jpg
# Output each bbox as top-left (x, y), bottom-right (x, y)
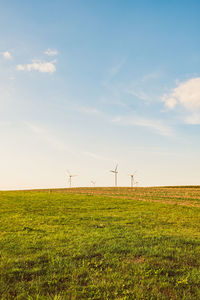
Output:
top-left (0, 187), bottom-right (200, 299)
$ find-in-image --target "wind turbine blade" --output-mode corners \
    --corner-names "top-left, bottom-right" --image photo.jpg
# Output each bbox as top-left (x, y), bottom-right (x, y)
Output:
top-left (115, 164), bottom-right (118, 172)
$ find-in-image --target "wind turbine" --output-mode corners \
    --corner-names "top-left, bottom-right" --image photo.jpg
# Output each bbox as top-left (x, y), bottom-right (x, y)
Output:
top-left (129, 171), bottom-right (137, 188)
top-left (67, 170), bottom-right (77, 188)
top-left (91, 180), bottom-right (96, 187)
top-left (110, 164), bottom-right (118, 187)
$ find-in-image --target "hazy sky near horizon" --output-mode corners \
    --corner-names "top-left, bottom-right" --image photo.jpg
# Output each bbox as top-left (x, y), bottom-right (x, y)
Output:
top-left (1, 0), bottom-right (200, 189)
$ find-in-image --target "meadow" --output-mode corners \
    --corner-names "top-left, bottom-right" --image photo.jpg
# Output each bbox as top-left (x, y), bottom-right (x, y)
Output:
top-left (0, 187), bottom-right (200, 299)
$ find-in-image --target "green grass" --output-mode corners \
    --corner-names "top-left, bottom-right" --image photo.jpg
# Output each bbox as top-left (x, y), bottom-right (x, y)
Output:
top-left (0, 187), bottom-right (200, 299)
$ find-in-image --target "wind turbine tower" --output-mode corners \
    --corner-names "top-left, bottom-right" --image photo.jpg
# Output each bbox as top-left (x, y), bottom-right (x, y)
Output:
top-left (129, 171), bottom-right (137, 188)
top-left (67, 170), bottom-right (77, 188)
top-left (91, 180), bottom-right (96, 187)
top-left (110, 164), bottom-right (118, 187)
top-left (130, 174), bottom-right (134, 188)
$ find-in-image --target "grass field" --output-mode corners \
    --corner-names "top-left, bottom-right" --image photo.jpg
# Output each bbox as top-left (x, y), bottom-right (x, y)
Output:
top-left (0, 187), bottom-right (200, 299)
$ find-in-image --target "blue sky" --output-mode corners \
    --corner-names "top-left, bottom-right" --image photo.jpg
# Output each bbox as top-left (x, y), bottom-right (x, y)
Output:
top-left (1, 0), bottom-right (200, 189)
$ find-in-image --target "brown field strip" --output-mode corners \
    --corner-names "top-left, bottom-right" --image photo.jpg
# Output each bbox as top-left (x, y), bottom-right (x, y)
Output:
top-left (12, 186), bottom-right (200, 208)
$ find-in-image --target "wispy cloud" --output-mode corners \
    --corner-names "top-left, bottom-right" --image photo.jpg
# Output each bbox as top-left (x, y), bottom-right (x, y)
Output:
top-left (125, 88), bottom-right (149, 101)
top-left (140, 71), bottom-right (162, 82)
top-left (83, 151), bottom-right (114, 162)
top-left (17, 60), bottom-right (56, 73)
top-left (125, 70), bottom-right (163, 102)
top-left (109, 59), bottom-right (126, 77)
top-left (0, 121), bottom-right (12, 127)
top-left (25, 122), bottom-right (113, 161)
top-left (25, 122), bottom-right (45, 134)
top-left (162, 77), bottom-right (200, 110)
top-left (73, 106), bottom-right (101, 115)
top-left (112, 116), bottom-right (173, 136)
top-left (2, 51), bottom-right (12, 60)
top-left (104, 59), bottom-right (126, 87)
top-left (44, 49), bottom-right (58, 56)
top-left (25, 122), bottom-right (69, 151)
top-left (184, 113), bottom-right (200, 124)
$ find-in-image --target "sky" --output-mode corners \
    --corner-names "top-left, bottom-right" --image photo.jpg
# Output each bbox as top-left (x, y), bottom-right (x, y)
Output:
top-left (1, 0), bottom-right (200, 189)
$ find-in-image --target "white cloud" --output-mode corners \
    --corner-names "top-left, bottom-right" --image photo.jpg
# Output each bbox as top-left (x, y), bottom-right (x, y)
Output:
top-left (163, 78), bottom-right (200, 110)
top-left (2, 51), bottom-right (12, 60)
top-left (112, 116), bottom-right (173, 136)
top-left (17, 60), bottom-right (56, 73)
top-left (17, 65), bottom-right (26, 71)
top-left (162, 96), bottom-right (177, 109)
top-left (44, 49), bottom-right (58, 56)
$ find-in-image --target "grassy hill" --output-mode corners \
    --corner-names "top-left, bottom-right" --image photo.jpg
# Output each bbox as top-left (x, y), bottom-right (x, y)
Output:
top-left (0, 187), bottom-right (200, 299)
